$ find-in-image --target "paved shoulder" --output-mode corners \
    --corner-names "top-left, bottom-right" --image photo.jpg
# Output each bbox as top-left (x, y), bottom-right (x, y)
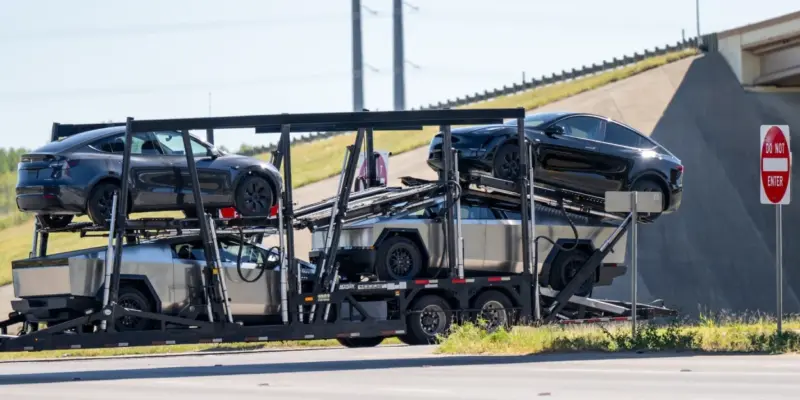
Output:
top-left (1, 346), bottom-right (799, 399)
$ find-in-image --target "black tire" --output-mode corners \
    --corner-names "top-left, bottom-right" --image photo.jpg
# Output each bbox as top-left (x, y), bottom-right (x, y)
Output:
top-left (234, 175), bottom-right (275, 217)
top-left (86, 182), bottom-right (121, 227)
top-left (337, 336), bottom-right (385, 348)
top-left (38, 214), bottom-right (74, 229)
top-left (404, 295), bottom-right (453, 345)
top-left (471, 290), bottom-right (514, 332)
top-left (630, 178), bottom-right (666, 223)
top-left (549, 249), bottom-right (595, 298)
top-left (396, 334), bottom-right (416, 346)
top-left (374, 236), bottom-right (423, 281)
top-left (492, 143), bottom-right (522, 181)
top-left (114, 285), bottom-right (155, 332)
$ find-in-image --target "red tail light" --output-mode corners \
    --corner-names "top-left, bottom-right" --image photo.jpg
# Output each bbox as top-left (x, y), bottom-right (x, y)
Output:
top-left (270, 204), bottom-right (279, 217)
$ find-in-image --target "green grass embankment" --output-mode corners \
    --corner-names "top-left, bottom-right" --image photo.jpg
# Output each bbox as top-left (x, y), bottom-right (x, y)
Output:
top-left (260, 48), bottom-right (699, 188)
top-left (437, 316), bottom-right (800, 355)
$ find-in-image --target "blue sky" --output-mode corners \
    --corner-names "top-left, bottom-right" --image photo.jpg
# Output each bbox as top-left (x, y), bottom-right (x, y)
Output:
top-left (0, 0), bottom-right (798, 151)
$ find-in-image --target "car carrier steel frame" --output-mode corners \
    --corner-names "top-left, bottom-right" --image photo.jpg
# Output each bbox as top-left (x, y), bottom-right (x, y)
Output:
top-left (0, 108), bottom-right (676, 352)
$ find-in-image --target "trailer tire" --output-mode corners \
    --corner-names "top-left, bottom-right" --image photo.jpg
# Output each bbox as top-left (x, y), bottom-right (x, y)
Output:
top-left (375, 236), bottom-right (423, 281)
top-left (549, 249), bottom-right (595, 297)
top-left (471, 290), bottom-right (513, 332)
top-left (404, 295), bottom-right (453, 345)
top-left (114, 285), bottom-right (155, 332)
top-left (337, 336), bottom-right (384, 348)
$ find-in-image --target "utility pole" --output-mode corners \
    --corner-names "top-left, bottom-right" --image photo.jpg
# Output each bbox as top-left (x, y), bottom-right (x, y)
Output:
top-left (392, 0), bottom-right (406, 111)
top-left (695, 0), bottom-right (701, 39)
top-left (352, 0), bottom-right (365, 112)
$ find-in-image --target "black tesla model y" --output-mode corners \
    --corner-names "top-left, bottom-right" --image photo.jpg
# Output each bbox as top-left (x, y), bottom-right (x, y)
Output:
top-left (16, 126), bottom-right (282, 228)
top-left (428, 112), bottom-right (683, 221)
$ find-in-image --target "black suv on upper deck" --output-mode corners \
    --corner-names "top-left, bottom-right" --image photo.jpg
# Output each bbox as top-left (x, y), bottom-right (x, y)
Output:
top-left (427, 111), bottom-right (683, 221)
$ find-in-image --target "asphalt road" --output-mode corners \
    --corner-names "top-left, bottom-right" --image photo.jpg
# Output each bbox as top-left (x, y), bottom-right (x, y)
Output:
top-left (1, 345), bottom-right (799, 399)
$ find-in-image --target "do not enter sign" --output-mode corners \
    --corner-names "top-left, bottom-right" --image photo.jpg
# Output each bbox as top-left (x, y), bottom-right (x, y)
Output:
top-left (760, 125), bottom-right (791, 205)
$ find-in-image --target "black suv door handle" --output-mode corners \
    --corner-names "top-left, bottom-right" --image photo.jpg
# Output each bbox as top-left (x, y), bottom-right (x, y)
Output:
top-left (585, 146), bottom-right (597, 151)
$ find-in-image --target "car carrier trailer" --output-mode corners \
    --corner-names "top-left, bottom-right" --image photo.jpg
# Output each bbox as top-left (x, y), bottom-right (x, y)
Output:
top-left (0, 108), bottom-right (676, 352)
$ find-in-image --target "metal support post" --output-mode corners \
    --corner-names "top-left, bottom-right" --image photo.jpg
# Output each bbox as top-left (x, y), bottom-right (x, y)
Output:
top-left (100, 191), bottom-right (118, 331)
top-left (109, 117), bottom-right (135, 315)
top-left (441, 125), bottom-right (457, 274)
top-left (206, 128), bottom-right (214, 145)
top-left (527, 142), bottom-right (540, 320)
top-left (630, 191), bottom-right (638, 336)
top-left (312, 147), bottom-right (350, 321)
top-left (208, 216), bottom-right (234, 323)
top-left (516, 116), bottom-right (532, 297)
top-left (181, 130), bottom-right (228, 323)
top-left (275, 125), bottom-right (301, 322)
top-left (38, 232), bottom-right (49, 258)
top-left (365, 127), bottom-right (376, 188)
top-left (453, 149), bottom-right (464, 279)
top-left (29, 218), bottom-right (40, 259)
top-left (315, 128), bottom-right (366, 323)
top-left (776, 204), bottom-right (784, 334)
top-left (278, 195), bottom-right (288, 324)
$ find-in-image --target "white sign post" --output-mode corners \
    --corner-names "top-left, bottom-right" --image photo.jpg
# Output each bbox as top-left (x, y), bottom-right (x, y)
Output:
top-left (760, 125), bottom-right (791, 334)
top-left (605, 190), bottom-right (662, 337)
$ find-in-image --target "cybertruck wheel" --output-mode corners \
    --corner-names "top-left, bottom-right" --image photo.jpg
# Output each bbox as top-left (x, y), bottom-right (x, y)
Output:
top-left (38, 214), bottom-right (73, 229)
top-left (492, 143), bottom-right (521, 181)
top-left (375, 236), bottom-right (423, 281)
top-left (630, 179), bottom-right (666, 223)
top-left (87, 182), bottom-right (121, 227)
top-left (115, 285), bottom-right (156, 332)
top-left (549, 249), bottom-right (595, 298)
top-left (234, 175), bottom-right (275, 217)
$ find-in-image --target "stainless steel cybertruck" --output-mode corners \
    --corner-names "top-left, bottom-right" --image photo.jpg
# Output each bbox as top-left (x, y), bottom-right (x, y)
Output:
top-left (310, 193), bottom-right (628, 296)
top-left (11, 234), bottom-right (315, 331)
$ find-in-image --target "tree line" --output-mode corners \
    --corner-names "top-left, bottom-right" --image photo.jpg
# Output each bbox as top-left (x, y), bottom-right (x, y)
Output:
top-left (0, 148), bottom-right (29, 174)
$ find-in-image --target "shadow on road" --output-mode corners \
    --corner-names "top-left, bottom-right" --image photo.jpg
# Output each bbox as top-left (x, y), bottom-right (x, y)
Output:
top-left (0, 349), bottom-right (768, 385)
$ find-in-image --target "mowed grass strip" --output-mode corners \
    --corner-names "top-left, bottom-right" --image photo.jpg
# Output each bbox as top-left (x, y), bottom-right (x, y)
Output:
top-left (437, 316), bottom-right (800, 355)
top-left (260, 48), bottom-right (699, 188)
top-left (0, 337), bottom-right (402, 361)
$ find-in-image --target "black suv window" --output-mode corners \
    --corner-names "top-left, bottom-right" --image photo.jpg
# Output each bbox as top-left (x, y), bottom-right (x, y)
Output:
top-left (552, 116), bottom-right (603, 141)
top-left (153, 131), bottom-right (210, 156)
top-left (604, 123), bottom-right (653, 149)
top-left (89, 132), bottom-right (163, 155)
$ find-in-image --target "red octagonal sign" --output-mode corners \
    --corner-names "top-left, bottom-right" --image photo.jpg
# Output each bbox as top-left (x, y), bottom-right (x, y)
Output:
top-left (760, 125), bottom-right (791, 205)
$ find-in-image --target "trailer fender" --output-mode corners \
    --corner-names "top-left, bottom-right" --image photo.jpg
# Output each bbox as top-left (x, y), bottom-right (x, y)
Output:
top-left (540, 239), bottom-right (595, 287)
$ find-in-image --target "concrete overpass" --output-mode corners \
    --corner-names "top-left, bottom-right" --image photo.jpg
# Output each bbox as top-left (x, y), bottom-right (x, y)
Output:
top-left (716, 10), bottom-right (800, 87)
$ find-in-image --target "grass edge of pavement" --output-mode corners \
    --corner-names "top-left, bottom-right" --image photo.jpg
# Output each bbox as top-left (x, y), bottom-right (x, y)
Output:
top-left (0, 337), bottom-right (403, 362)
top-left (436, 316), bottom-right (800, 355)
